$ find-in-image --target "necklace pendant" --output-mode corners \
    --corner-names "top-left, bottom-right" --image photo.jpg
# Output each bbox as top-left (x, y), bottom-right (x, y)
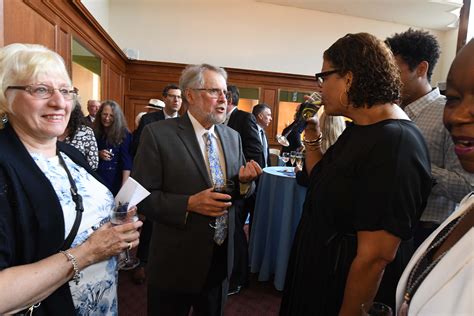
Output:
top-left (399, 300), bottom-right (410, 316)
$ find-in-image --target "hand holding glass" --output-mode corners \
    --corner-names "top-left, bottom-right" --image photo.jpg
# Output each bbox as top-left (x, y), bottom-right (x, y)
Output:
top-left (110, 203), bottom-right (138, 269)
top-left (210, 180), bottom-right (234, 228)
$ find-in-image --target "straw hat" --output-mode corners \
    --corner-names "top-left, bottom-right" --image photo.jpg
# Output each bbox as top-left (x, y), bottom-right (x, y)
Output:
top-left (146, 99), bottom-right (165, 109)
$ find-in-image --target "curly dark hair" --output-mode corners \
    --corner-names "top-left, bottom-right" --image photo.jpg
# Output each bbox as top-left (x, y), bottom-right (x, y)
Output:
top-left (385, 28), bottom-right (440, 81)
top-left (67, 101), bottom-right (86, 139)
top-left (94, 100), bottom-right (129, 146)
top-left (323, 32), bottom-right (401, 108)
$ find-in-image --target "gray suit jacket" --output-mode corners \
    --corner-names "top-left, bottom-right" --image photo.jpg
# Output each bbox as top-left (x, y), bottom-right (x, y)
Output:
top-left (132, 113), bottom-right (254, 293)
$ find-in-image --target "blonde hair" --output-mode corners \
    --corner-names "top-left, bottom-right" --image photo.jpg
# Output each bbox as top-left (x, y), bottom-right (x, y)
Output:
top-left (0, 43), bottom-right (71, 121)
top-left (319, 108), bottom-right (346, 153)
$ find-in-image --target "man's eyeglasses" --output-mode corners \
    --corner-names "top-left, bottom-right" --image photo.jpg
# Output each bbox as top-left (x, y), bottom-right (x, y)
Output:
top-left (193, 88), bottom-right (232, 100)
top-left (314, 69), bottom-right (340, 85)
top-left (7, 84), bottom-right (78, 100)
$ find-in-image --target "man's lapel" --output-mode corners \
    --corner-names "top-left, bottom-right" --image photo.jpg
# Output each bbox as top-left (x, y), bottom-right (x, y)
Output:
top-left (176, 113), bottom-right (212, 187)
top-left (215, 124), bottom-right (233, 179)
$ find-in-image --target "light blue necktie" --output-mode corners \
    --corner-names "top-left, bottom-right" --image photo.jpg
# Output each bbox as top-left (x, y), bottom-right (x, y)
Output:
top-left (204, 132), bottom-right (227, 245)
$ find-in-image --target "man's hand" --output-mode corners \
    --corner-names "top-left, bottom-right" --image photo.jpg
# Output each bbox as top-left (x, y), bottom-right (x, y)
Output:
top-left (239, 160), bottom-right (263, 183)
top-left (187, 188), bottom-right (232, 216)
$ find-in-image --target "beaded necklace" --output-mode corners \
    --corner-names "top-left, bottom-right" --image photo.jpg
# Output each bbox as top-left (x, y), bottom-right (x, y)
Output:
top-left (398, 202), bottom-right (473, 316)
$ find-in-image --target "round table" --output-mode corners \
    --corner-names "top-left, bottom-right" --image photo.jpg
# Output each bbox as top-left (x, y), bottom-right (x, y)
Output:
top-left (249, 166), bottom-right (307, 291)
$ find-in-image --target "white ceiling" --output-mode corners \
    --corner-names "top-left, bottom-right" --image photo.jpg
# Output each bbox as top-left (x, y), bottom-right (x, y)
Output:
top-left (256, 0), bottom-right (464, 31)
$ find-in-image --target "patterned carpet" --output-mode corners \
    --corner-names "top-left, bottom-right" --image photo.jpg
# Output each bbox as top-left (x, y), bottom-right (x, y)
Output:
top-left (117, 269), bottom-right (282, 316)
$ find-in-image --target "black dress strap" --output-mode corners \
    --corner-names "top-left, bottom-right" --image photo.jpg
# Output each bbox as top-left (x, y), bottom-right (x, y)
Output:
top-left (57, 150), bottom-right (84, 250)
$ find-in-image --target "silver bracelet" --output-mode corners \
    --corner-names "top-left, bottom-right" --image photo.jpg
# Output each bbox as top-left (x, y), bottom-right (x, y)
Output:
top-left (303, 133), bottom-right (323, 144)
top-left (60, 250), bottom-right (81, 285)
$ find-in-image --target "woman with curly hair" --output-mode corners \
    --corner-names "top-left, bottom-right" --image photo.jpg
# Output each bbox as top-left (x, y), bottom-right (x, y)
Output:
top-left (280, 33), bottom-right (433, 315)
top-left (59, 101), bottom-right (99, 170)
top-left (94, 100), bottom-right (133, 196)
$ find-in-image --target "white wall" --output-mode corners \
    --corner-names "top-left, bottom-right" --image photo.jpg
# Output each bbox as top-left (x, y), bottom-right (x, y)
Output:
top-left (89, 0), bottom-right (457, 85)
top-left (82, 0), bottom-right (110, 32)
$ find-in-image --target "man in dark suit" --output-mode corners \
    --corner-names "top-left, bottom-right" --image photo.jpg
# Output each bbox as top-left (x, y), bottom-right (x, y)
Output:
top-left (131, 84), bottom-right (182, 156)
top-left (252, 103), bottom-right (272, 168)
top-left (84, 99), bottom-right (100, 127)
top-left (131, 85), bottom-right (182, 284)
top-left (225, 85), bottom-right (263, 294)
top-left (133, 63), bottom-right (262, 316)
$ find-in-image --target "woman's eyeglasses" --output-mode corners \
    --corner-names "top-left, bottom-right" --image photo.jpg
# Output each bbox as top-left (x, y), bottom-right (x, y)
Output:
top-left (314, 69), bottom-right (340, 85)
top-left (7, 84), bottom-right (78, 100)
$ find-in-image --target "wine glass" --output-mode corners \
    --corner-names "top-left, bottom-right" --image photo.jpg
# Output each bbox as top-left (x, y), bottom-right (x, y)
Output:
top-left (110, 202), bottom-right (140, 270)
top-left (361, 302), bottom-right (393, 316)
top-left (276, 92), bottom-right (322, 147)
top-left (295, 152), bottom-right (304, 169)
top-left (290, 151), bottom-right (297, 166)
top-left (280, 152), bottom-right (290, 164)
top-left (210, 179), bottom-right (234, 229)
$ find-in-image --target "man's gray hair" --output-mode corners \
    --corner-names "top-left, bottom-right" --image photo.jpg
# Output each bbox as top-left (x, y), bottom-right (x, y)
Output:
top-left (179, 64), bottom-right (228, 101)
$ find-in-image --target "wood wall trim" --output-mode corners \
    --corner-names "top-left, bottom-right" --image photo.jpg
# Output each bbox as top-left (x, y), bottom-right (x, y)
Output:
top-left (2, 1), bottom-right (318, 142)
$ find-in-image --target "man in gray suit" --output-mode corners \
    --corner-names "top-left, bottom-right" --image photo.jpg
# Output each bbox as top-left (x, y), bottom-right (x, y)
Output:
top-left (133, 63), bottom-right (262, 316)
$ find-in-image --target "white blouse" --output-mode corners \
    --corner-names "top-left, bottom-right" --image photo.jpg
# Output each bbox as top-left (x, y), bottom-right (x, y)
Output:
top-left (32, 152), bottom-right (118, 316)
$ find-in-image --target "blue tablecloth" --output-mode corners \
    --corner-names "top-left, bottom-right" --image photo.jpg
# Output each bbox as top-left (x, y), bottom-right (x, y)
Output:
top-left (249, 166), bottom-right (307, 291)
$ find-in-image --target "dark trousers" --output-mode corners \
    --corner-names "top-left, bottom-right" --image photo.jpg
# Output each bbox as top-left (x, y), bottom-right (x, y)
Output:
top-left (148, 243), bottom-right (227, 316)
top-left (136, 218), bottom-right (153, 264)
top-left (230, 199), bottom-right (249, 288)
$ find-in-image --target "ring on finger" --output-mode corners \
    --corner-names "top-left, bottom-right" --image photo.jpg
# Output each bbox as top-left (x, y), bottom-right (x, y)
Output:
top-left (127, 242), bottom-right (132, 250)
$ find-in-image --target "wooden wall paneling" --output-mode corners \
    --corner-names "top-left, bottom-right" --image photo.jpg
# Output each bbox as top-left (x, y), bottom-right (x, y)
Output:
top-left (262, 88), bottom-right (277, 143)
top-left (125, 96), bottom-right (155, 130)
top-left (56, 26), bottom-right (71, 72)
top-left (107, 65), bottom-right (124, 105)
top-left (4, 0), bottom-right (56, 49)
top-left (0, 0), bottom-right (4, 47)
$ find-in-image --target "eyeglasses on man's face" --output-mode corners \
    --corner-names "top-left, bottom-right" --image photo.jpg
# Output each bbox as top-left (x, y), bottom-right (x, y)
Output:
top-left (193, 88), bottom-right (232, 100)
top-left (7, 84), bottom-right (78, 100)
top-left (314, 69), bottom-right (340, 85)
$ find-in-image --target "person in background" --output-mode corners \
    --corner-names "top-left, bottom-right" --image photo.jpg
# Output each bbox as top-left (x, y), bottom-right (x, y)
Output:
top-left (131, 85), bottom-right (182, 284)
top-left (84, 99), bottom-right (100, 127)
top-left (280, 33), bottom-right (433, 315)
top-left (395, 38), bottom-right (474, 316)
top-left (94, 100), bottom-right (133, 196)
top-left (385, 29), bottom-right (473, 247)
top-left (252, 103), bottom-right (272, 169)
top-left (131, 84), bottom-right (182, 156)
top-left (0, 43), bottom-right (142, 315)
top-left (225, 85), bottom-right (263, 294)
top-left (133, 63), bottom-right (261, 316)
top-left (245, 103), bottom-right (272, 237)
top-left (280, 107), bottom-right (304, 155)
top-left (59, 100), bottom-right (99, 170)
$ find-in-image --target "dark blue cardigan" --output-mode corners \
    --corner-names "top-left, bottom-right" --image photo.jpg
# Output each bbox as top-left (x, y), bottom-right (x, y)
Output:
top-left (0, 123), bottom-right (103, 315)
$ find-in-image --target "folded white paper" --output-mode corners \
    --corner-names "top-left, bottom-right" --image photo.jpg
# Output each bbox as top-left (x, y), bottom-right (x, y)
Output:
top-left (114, 177), bottom-right (151, 210)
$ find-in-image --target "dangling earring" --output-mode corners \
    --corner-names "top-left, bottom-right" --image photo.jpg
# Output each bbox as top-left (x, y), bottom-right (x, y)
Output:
top-left (339, 91), bottom-right (350, 108)
top-left (0, 113), bottom-right (8, 127)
